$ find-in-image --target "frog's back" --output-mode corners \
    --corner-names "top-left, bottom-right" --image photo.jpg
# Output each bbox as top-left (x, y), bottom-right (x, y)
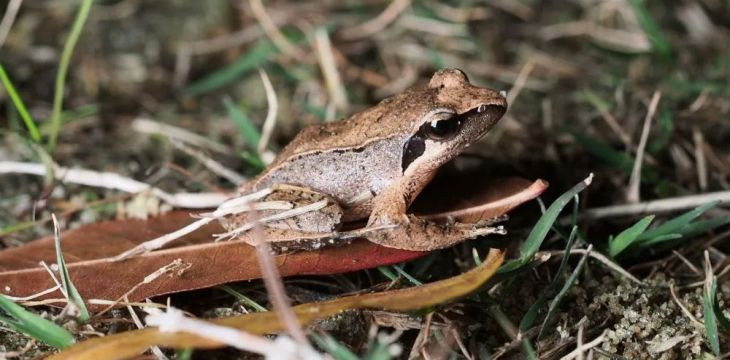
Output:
top-left (271, 85), bottom-right (427, 162)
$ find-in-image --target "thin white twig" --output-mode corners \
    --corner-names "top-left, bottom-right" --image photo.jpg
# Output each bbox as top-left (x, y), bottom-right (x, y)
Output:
top-left (127, 297), bottom-right (169, 360)
top-left (18, 297), bottom-right (168, 309)
top-left (693, 127), bottom-right (708, 191)
top-left (2, 285), bottom-right (61, 302)
top-left (0, 161), bottom-right (229, 208)
top-left (113, 188), bottom-right (299, 260)
top-left (672, 250), bottom-right (700, 275)
top-left (97, 260), bottom-right (191, 317)
top-left (506, 60), bottom-right (535, 107)
top-left (248, 208), bottom-right (312, 348)
top-left (583, 190), bottom-right (730, 219)
top-left (215, 200), bottom-right (329, 240)
top-left (626, 91), bottom-right (661, 203)
top-left (0, 0), bottom-right (22, 48)
top-left (145, 307), bottom-right (322, 359)
top-left (171, 140), bottom-right (247, 185)
top-left (257, 69), bottom-right (279, 157)
top-left (576, 321), bottom-right (585, 360)
top-left (131, 117), bottom-right (231, 154)
top-left (547, 249), bottom-right (644, 285)
top-left (314, 28), bottom-right (348, 114)
top-left (113, 217), bottom-right (215, 260)
top-left (669, 284), bottom-right (704, 328)
top-left (248, 0), bottom-right (305, 59)
top-left (339, 0), bottom-right (411, 39)
top-left (560, 331), bottom-right (607, 360)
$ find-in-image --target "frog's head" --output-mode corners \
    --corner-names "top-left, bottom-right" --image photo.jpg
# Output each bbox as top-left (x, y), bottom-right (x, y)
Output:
top-left (401, 68), bottom-right (507, 179)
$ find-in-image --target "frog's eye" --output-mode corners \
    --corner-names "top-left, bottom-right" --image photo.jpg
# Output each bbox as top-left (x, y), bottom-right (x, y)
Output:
top-left (423, 114), bottom-right (462, 140)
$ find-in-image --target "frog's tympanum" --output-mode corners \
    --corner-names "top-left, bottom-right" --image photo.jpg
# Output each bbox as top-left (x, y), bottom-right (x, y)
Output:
top-left (226, 68), bottom-right (508, 252)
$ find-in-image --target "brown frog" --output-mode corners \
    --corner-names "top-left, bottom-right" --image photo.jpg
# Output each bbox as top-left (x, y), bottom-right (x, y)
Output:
top-left (224, 68), bottom-right (508, 252)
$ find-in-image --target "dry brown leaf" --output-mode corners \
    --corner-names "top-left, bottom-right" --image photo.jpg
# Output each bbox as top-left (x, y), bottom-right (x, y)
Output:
top-left (48, 249), bottom-right (504, 360)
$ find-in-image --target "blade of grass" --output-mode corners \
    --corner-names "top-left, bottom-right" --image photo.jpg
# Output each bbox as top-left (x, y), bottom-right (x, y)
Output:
top-left (392, 264), bottom-right (422, 286)
top-left (0, 295), bottom-right (75, 349)
top-left (647, 108), bottom-right (673, 153)
top-left (608, 215), bottom-right (654, 258)
top-left (185, 40), bottom-right (278, 97)
top-left (47, 0), bottom-right (94, 150)
top-left (537, 245), bottom-right (593, 339)
top-left (223, 98), bottom-right (261, 147)
top-left (218, 285), bottom-right (267, 312)
top-left (704, 271), bottom-right (721, 355)
top-left (519, 226), bottom-right (578, 332)
top-left (636, 201), bottom-right (718, 242)
top-left (499, 174), bottom-right (593, 273)
top-left (570, 131), bottom-right (661, 183)
top-left (673, 215), bottom-right (730, 239)
top-left (710, 276), bottom-right (730, 331)
top-left (52, 214), bottom-right (90, 322)
top-left (0, 64), bottom-right (41, 142)
top-left (627, 0), bottom-right (672, 58)
top-left (313, 334), bottom-right (360, 360)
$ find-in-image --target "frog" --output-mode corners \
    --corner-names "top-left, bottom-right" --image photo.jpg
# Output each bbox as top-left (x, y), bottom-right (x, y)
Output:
top-left (223, 68), bottom-right (508, 252)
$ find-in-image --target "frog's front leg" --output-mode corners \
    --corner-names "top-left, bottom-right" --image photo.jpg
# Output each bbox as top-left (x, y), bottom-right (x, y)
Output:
top-left (365, 186), bottom-right (505, 251)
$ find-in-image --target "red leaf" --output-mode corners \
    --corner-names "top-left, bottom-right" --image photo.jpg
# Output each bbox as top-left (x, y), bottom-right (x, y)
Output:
top-left (0, 178), bottom-right (547, 308)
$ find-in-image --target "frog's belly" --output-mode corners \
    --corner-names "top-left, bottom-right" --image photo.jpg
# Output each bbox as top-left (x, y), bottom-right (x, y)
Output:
top-left (252, 141), bottom-right (402, 221)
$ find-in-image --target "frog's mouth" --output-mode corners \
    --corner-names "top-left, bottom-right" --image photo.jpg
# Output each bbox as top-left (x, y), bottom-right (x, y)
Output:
top-left (409, 156), bottom-right (548, 223)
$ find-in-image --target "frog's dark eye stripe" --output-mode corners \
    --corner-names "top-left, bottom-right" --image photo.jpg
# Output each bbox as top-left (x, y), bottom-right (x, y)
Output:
top-left (402, 134), bottom-right (425, 172)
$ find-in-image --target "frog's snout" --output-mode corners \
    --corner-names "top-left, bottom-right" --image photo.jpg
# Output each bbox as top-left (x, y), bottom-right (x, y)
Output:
top-left (476, 103), bottom-right (507, 125)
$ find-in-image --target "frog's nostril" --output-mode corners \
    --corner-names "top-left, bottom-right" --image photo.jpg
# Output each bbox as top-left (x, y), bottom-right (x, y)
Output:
top-left (478, 104), bottom-right (507, 119)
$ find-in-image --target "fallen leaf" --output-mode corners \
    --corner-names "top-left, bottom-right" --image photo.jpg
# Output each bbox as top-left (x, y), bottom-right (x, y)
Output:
top-left (48, 249), bottom-right (504, 360)
top-left (0, 212), bottom-right (421, 308)
top-left (0, 178), bottom-right (545, 308)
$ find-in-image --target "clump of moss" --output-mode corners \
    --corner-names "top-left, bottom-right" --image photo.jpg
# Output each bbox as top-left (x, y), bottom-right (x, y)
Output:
top-left (567, 273), bottom-right (723, 359)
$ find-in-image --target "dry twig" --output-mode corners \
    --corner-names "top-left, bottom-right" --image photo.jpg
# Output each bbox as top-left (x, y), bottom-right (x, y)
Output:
top-left (626, 91), bottom-right (661, 203)
top-left (0, 0), bottom-right (22, 48)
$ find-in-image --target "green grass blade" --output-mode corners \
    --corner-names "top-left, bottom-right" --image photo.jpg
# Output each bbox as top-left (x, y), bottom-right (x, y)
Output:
top-left (609, 215), bottom-right (654, 258)
top-left (710, 276), bottom-right (730, 331)
top-left (0, 295), bottom-right (75, 349)
top-left (704, 275), bottom-right (721, 355)
top-left (0, 64), bottom-right (41, 143)
top-left (185, 41), bottom-right (278, 97)
top-left (499, 175), bottom-right (593, 273)
top-left (313, 333), bottom-right (360, 360)
top-left (223, 98), bottom-right (261, 147)
top-left (176, 349), bottom-right (194, 360)
top-left (218, 285), bottom-right (267, 312)
top-left (713, 303), bottom-right (730, 331)
top-left (521, 339), bottom-right (537, 360)
top-left (52, 215), bottom-right (90, 322)
top-left (377, 266), bottom-right (399, 282)
top-left (627, 0), bottom-right (672, 58)
top-left (676, 216), bottom-right (730, 239)
top-left (519, 226), bottom-right (578, 332)
top-left (636, 201), bottom-right (718, 242)
top-left (570, 131), bottom-right (661, 183)
top-left (647, 108), bottom-right (673, 153)
top-left (583, 89), bottom-right (612, 114)
top-left (392, 264), bottom-right (423, 286)
top-left (636, 233), bottom-right (682, 249)
top-left (48, 0), bottom-right (94, 151)
top-left (537, 245), bottom-right (592, 339)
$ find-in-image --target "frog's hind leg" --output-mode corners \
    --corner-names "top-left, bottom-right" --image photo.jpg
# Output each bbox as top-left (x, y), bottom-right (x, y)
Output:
top-left (220, 184), bottom-right (345, 248)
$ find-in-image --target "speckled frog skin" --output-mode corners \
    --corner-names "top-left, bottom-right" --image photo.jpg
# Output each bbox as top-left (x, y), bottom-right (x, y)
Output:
top-left (229, 68), bottom-right (508, 251)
